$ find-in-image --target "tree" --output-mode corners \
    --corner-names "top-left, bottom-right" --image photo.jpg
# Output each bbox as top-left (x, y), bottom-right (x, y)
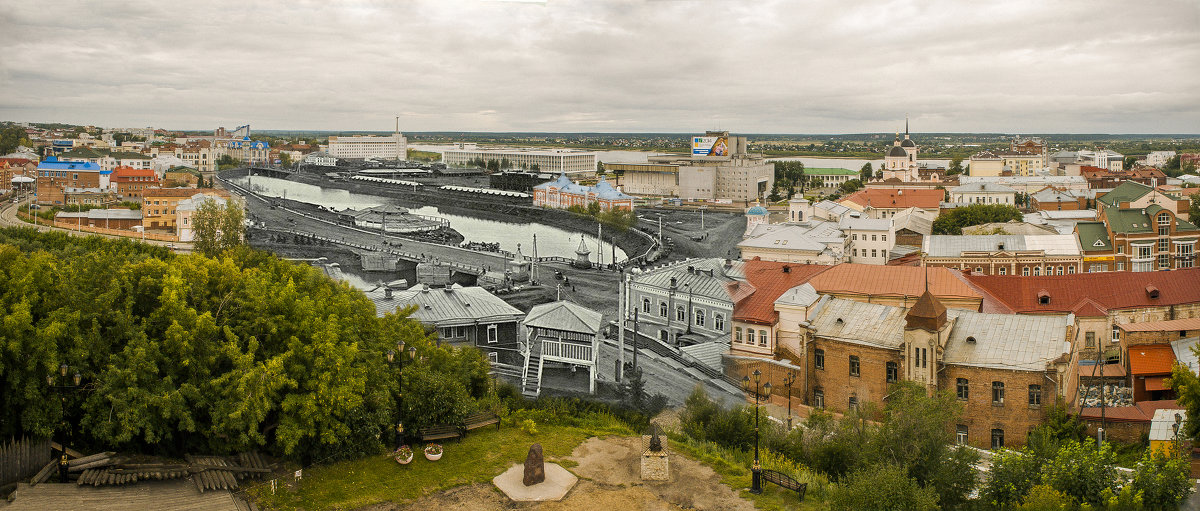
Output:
top-left (982, 448), bottom-right (1044, 507)
top-left (1189, 195), bottom-right (1200, 224)
top-left (828, 463), bottom-right (940, 511)
top-left (1128, 448), bottom-right (1193, 509)
top-left (596, 161), bottom-right (604, 175)
top-left (0, 125), bottom-right (33, 155)
top-left (931, 203), bottom-right (1024, 235)
top-left (400, 365), bottom-right (475, 434)
top-left (838, 179), bottom-right (864, 195)
top-left (947, 157), bottom-right (963, 176)
top-left (1123, 155), bottom-right (1138, 171)
top-left (280, 153), bottom-right (293, 168)
top-left (860, 162), bottom-right (873, 182)
top-left (191, 198), bottom-right (244, 257)
top-left (1040, 440), bottom-right (1119, 506)
top-left (216, 154), bottom-right (239, 170)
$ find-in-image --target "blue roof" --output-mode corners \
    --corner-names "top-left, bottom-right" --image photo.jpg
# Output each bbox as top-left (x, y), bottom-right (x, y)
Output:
top-left (37, 160), bottom-right (101, 171)
top-left (747, 205), bottom-right (768, 215)
top-left (593, 176), bottom-right (632, 200)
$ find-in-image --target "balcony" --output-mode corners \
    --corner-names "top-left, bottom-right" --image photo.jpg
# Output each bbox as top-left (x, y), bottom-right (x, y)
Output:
top-left (540, 339), bottom-right (594, 364)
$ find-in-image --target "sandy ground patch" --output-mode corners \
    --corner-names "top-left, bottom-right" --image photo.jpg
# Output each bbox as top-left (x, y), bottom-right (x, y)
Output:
top-left (379, 436), bottom-right (754, 511)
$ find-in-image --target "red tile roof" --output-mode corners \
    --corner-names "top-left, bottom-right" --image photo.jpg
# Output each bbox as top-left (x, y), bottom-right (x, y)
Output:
top-left (808, 264), bottom-right (982, 301)
top-left (1145, 376), bottom-right (1171, 392)
top-left (842, 188), bottom-right (942, 210)
top-left (111, 166), bottom-right (157, 180)
top-left (1129, 344), bottom-right (1177, 375)
top-left (731, 260), bottom-right (831, 325)
top-left (0, 157), bottom-right (35, 166)
top-left (965, 269), bottom-right (1200, 316)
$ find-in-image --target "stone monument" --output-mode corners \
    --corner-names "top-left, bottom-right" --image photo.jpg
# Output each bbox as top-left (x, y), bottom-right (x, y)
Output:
top-left (523, 443), bottom-right (545, 486)
top-left (641, 425), bottom-right (669, 481)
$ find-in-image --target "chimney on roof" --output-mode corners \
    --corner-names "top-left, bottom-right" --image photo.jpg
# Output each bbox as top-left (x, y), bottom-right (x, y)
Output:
top-left (724, 259), bottom-right (732, 269)
top-left (782, 265), bottom-right (791, 273)
top-left (687, 265), bottom-right (695, 274)
top-left (384, 287), bottom-right (393, 300)
top-left (1146, 285), bottom-right (1160, 299)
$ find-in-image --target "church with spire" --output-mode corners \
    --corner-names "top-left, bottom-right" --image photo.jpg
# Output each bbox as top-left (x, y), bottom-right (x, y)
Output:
top-left (879, 119), bottom-right (947, 182)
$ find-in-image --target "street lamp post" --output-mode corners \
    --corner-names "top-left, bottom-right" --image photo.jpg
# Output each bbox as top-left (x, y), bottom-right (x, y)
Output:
top-left (47, 363), bottom-right (82, 483)
top-left (783, 371), bottom-right (796, 430)
top-left (1174, 412), bottom-right (1183, 457)
top-left (742, 369), bottom-right (772, 495)
top-left (387, 341), bottom-right (417, 447)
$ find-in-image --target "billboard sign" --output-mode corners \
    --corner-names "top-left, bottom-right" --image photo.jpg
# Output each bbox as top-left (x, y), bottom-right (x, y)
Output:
top-left (692, 136), bottom-right (729, 157)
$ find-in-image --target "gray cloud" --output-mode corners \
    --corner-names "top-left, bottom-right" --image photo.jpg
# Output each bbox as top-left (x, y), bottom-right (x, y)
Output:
top-left (1, 0), bottom-right (1197, 133)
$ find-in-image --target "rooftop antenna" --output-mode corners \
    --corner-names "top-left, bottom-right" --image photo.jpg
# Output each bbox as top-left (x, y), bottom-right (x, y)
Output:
top-left (905, 115), bottom-right (909, 136)
top-left (395, 116), bottom-right (399, 134)
top-left (923, 254), bottom-right (930, 295)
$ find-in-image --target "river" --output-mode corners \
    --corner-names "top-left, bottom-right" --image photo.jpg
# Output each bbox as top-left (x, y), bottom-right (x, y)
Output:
top-left (232, 175), bottom-right (628, 263)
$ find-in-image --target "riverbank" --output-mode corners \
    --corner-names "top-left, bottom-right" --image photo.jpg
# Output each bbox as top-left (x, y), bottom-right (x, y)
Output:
top-left (269, 170), bottom-right (656, 264)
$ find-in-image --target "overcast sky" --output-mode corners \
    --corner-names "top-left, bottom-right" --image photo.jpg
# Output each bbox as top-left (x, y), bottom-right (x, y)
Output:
top-left (2, 0), bottom-right (1198, 134)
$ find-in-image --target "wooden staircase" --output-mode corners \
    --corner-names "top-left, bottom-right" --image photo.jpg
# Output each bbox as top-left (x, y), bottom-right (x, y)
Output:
top-left (521, 346), bottom-right (543, 398)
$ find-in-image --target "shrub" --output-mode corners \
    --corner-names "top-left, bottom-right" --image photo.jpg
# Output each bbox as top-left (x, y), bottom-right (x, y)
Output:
top-left (1128, 448), bottom-right (1193, 509)
top-left (521, 419), bottom-right (539, 436)
top-left (982, 448), bottom-right (1044, 508)
top-left (827, 463), bottom-right (939, 511)
top-left (401, 365), bottom-right (476, 434)
top-left (1016, 485), bottom-right (1074, 511)
top-left (1041, 440), bottom-right (1119, 506)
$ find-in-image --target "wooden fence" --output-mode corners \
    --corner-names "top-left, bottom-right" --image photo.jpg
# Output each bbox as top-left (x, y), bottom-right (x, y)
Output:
top-left (0, 436), bottom-right (51, 488)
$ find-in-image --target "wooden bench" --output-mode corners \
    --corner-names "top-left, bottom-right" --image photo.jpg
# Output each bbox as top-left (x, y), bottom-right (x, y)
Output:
top-left (463, 412), bottom-right (501, 432)
top-left (418, 425), bottom-right (462, 442)
top-left (761, 469), bottom-right (806, 501)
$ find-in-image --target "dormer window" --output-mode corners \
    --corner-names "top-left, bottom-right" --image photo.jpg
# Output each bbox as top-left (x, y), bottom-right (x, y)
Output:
top-left (1037, 290), bottom-right (1050, 305)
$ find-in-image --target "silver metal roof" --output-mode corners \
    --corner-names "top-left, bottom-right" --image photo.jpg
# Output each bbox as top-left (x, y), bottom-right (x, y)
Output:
top-left (807, 296), bottom-right (908, 349)
top-left (368, 284), bottom-right (524, 325)
top-left (923, 234), bottom-right (1081, 257)
top-left (631, 258), bottom-right (745, 301)
top-left (942, 309), bottom-right (1071, 371)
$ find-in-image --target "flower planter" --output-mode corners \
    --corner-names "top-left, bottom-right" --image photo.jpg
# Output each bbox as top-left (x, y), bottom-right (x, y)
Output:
top-left (424, 444), bottom-right (443, 461)
top-left (394, 446), bottom-right (414, 465)
top-left (395, 453), bottom-right (414, 465)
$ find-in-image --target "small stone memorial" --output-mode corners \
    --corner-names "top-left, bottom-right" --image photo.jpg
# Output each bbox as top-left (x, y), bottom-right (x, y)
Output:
top-left (641, 426), bottom-right (670, 481)
top-left (523, 443), bottom-right (545, 486)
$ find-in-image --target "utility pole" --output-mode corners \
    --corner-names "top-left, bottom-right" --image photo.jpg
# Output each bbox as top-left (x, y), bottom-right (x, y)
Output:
top-left (1096, 347), bottom-right (1106, 447)
top-left (632, 307), bottom-right (639, 374)
top-left (618, 271), bottom-right (627, 382)
top-left (532, 233), bottom-right (539, 284)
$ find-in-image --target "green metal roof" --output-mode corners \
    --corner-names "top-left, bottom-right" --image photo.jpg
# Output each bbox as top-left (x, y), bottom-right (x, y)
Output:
top-left (804, 167), bottom-right (860, 176)
top-left (1098, 181), bottom-right (1153, 207)
top-left (1075, 221), bottom-right (1111, 253)
top-left (1177, 218), bottom-right (1200, 232)
top-left (1105, 209), bottom-right (1152, 234)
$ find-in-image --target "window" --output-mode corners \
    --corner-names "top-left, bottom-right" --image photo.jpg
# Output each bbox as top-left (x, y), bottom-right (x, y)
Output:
top-left (849, 355), bottom-right (860, 377)
top-left (676, 305), bottom-right (685, 321)
top-left (715, 313), bottom-right (725, 331)
top-left (991, 429), bottom-right (1005, 449)
top-left (1112, 325), bottom-right (1120, 343)
top-left (852, 234), bottom-right (858, 240)
top-left (957, 378), bottom-right (969, 400)
top-left (642, 298), bottom-right (651, 313)
top-left (1159, 213), bottom-right (1171, 236)
top-left (1159, 254), bottom-right (1170, 269)
top-left (1056, 266), bottom-right (1064, 275)
top-left (886, 362), bottom-right (898, 383)
top-left (992, 381), bottom-right (1005, 404)
top-left (999, 267), bottom-right (1007, 275)
top-left (1180, 243), bottom-right (1195, 268)
top-left (694, 309), bottom-right (705, 327)
top-left (1028, 384), bottom-right (1042, 406)
top-left (975, 267), bottom-right (983, 273)
top-left (759, 330), bottom-right (768, 346)
top-left (1117, 244), bottom-right (1124, 254)
top-left (747, 329), bottom-right (755, 345)
top-left (956, 425), bottom-right (968, 445)
top-left (853, 248), bottom-right (858, 257)
top-left (441, 327), bottom-right (452, 339)
top-left (1085, 332), bottom-right (1096, 348)
top-left (487, 351), bottom-right (499, 363)
top-left (1033, 266), bottom-right (1041, 276)
top-left (871, 234), bottom-right (877, 241)
top-left (871, 249), bottom-right (877, 258)
top-left (1022, 267), bottom-right (1030, 276)
top-left (1068, 266), bottom-right (1076, 274)
top-left (813, 388), bottom-right (824, 409)
top-left (815, 348), bottom-right (824, 370)
top-left (1117, 261), bottom-right (1125, 271)
top-left (882, 235), bottom-right (887, 242)
top-left (735, 327), bottom-right (743, 343)
top-left (659, 301), bottom-right (667, 317)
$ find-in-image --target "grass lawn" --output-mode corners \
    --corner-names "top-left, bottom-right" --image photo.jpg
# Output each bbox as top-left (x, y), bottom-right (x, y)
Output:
top-left (246, 420), bottom-right (631, 511)
top-left (671, 438), bottom-right (828, 511)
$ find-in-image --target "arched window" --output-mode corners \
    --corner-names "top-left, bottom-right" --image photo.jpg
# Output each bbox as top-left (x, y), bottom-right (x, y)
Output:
top-left (642, 298), bottom-right (651, 313)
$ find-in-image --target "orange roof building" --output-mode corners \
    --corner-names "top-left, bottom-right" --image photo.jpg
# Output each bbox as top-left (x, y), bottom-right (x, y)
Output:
top-left (840, 188), bottom-right (943, 216)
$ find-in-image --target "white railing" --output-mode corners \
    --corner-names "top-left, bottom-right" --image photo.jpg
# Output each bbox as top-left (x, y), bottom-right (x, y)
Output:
top-left (540, 339), bottom-right (593, 364)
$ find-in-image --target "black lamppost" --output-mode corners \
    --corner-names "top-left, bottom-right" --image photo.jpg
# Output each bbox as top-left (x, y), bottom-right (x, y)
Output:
top-left (47, 363), bottom-right (81, 483)
top-left (742, 369), bottom-right (772, 495)
top-left (387, 341), bottom-right (417, 447)
top-left (1173, 412), bottom-right (1183, 457)
top-left (782, 371), bottom-right (796, 430)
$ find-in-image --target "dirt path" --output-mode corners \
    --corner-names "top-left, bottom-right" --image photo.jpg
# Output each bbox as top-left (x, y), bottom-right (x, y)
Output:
top-left (380, 436), bottom-right (754, 511)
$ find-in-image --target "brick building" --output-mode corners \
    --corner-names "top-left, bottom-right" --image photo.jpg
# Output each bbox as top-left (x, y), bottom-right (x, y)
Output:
top-left (110, 166), bottom-right (159, 199)
top-left (921, 234), bottom-right (1084, 276)
top-left (35, 158), bottom-right (103, 205)
top-left (142, 187), bottom-right (231, 232)
top-left (1074, 181), bottom-right (1198, 272)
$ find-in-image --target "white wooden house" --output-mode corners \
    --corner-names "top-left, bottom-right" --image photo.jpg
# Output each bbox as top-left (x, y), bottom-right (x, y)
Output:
top-left (520, 301), bottom-right (603, 397)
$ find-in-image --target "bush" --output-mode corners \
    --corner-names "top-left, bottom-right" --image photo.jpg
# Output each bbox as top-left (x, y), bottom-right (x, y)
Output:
top-left (827, 463), bottom-right (940, 511)
top-left (931, 203), bottom-right (1023, 235)
top-left (1041, 440), bottom-right (1119, 506)
top-left (1016, 484), bottom-right (1074, 511)
top-left (983, 448), bottom-right (1045, 507)
top-left (1128, 448), bottom-right (1193, 509)
top-left (398, 365), bottom-right (476, 435)
top-left (680, 386), bottom-right (758, 450)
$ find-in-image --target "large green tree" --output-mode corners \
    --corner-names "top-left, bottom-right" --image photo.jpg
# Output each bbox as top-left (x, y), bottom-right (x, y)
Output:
top-left (191, 198), bottom-right (245, 257)
top-left (931, 204), bottom-right (1024, 235)
top-left (0, 227), bottom-right (489, 461)
top-left (0, 125), bottom-right (33, 155)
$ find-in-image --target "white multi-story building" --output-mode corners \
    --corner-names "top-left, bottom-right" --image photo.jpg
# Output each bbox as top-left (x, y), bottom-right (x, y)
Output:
top-left (1146, 151), bottom-right (1177, 168)
top-left (442, 144), bottom-right (597, 176)
top-left (948, 182), bottom-right (1017, 205)
top-left (327, 133), bottom-right (407, 160)
top-left (605, 131), bottom-right (774, 201)
top-left (840, 216), bottom-right (894, 265)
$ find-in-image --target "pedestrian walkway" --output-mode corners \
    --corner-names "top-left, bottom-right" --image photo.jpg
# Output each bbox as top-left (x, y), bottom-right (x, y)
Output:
top-left (3, 480), bottom-right (245, 511)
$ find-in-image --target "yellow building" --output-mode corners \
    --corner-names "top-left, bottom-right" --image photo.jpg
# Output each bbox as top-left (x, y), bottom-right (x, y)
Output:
top-left (1149, 409), bottom-right (1187, 457)
top-left (142, 188), bottom-right (230, 231)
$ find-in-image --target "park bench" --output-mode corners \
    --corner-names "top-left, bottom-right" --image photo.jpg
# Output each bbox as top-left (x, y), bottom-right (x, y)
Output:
top-left (761, 469), bottom-right (806, 501)
top-left (418, 425), bottom-right (462, 442)
top-left (463, 412), bottom-right (501, 432)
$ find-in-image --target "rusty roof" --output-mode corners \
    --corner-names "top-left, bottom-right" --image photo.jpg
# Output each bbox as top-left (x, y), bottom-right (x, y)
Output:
top-left (731, 260), bottom-right (831, 324)
top-left (966, 269), bottom-right (1200, 315)
top-left (1129, 344), bottom-right (1177, 375)
top-left (1118, 317), bottom-right (1200, 333)
top-left (842, 188), bottom-right (943, 210)
top-left (808, 264), bottom-right (982, 302)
